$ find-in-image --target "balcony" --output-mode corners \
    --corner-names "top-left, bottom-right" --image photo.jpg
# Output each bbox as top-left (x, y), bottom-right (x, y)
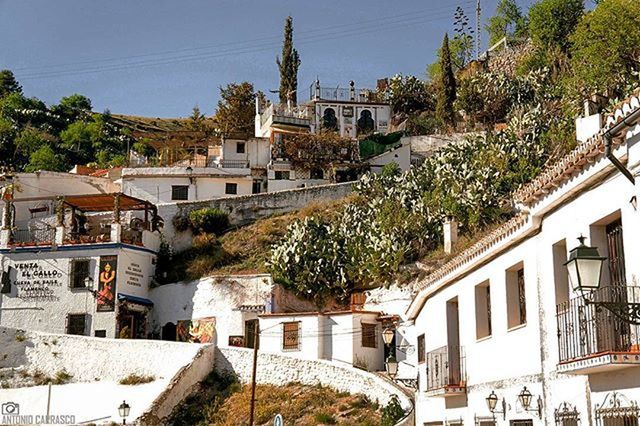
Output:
top-left (9, 227), bottom-right (56, 247)
top-left (425, 345), bottom-right (466, 397)
top-left (219, 159), bottom-right (249, 169)
top-left (260, 104), bottom-right (312, 128)
top-left (557, 286), bottom-right (640, 374)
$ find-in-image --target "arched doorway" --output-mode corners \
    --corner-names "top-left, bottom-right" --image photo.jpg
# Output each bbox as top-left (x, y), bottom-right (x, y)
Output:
top-left (162, 322), bottom-right (177, 341)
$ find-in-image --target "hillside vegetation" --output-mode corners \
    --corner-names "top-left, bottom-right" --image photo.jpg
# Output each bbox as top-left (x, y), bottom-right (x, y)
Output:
top-left (169, 372), bottom-right (401, 426)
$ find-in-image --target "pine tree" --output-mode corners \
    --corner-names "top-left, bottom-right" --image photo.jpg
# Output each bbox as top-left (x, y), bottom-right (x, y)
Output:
top-left (0, 70), bottom-right (22, 98)
top-left (276, 16), bottom-right (301, 105)
top-left (436, 33), bottom-right (457, 130)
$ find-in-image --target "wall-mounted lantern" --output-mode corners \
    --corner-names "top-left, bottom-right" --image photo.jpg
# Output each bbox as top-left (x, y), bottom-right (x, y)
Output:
top-left (518, 386), bottom-right (542, 419)
top-left (565, 236), bottom-right (606, 293)
top-left (486, 390), bottom-right (507, 420)
top-left (385, 355), bottom-right (398, 380)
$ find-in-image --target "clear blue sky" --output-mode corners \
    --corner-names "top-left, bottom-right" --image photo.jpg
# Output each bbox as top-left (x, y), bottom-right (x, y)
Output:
top-left (0, 0), bottom-right (534, 117)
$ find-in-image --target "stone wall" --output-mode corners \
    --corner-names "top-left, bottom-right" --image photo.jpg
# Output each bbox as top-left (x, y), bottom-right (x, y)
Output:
top-left (484, 40), bottom-right (535, 76)
top-left (0, 326), bottom-right (212, 383)
top-left (215, 347), bottom-right (413, 411)
top-left (158, 182), bottom-right (353, 251)
top-left (139, 346), bottom-right (216, 426)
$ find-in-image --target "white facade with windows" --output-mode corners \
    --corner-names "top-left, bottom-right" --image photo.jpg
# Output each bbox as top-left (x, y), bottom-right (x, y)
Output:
top-left (258, 310), bottom-right (385, 372)
top-left (406, 93), bottom-right (640, 426)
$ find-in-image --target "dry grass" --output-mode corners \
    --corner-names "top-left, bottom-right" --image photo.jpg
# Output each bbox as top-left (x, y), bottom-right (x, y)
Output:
top-left (170, 373), bottom-right (381, 426)
top-left (119, 374), bottom-right (155, 385)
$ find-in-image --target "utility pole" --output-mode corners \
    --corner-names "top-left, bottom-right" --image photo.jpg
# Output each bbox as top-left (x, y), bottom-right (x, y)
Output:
top-left (476, 0), bottom-right (481, 59)
top-left (248, 321), bottom-right (259, 426)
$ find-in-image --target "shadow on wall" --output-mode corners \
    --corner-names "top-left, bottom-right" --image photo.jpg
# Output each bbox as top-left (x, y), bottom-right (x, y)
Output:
top-left (0, 327), bottom-right (33, 368)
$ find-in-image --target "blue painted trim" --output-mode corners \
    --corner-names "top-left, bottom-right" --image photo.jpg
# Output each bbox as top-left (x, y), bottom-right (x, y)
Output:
top-left (0, 242), bottom-right (157, 255)
top-left (118, 293), bottom-right (154, 306)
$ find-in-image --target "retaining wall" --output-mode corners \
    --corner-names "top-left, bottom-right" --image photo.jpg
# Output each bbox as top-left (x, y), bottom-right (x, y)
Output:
top-left (215, 347), bottom-right (413, 411)
top-left (158, 182), bottom-right (353, 251)
top-left (0, 326), bottom-right (210, 383)
top-left (139, 346), bottom-right (216, 425)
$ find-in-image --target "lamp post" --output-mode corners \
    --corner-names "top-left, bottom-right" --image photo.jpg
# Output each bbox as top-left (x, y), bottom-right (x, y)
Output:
top-left (486, 390), bottom-right (507, 420)
top-left (518, 386), bottom-right (542, 419)
top-left (385, 355), bottom-right (398, 380)
top-left (118, 400), bottom-right (130, 425)
top-left (565, 236), bottom-right (640, 325)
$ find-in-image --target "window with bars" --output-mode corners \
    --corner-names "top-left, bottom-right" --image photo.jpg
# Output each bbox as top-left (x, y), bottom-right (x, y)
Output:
top-left (506, 264), bottom-right (527, 329)
top-left (282, 322), bottom-right (299, 350)
top-left (236, 142), bottom-right (245, 154)
top-left (69, 259), bottom-right (90, 289)
top-left (361, 323), bottom-right (377, 348)
top-left (171, 185), bottom-right (189, 201)
top-left (66, 314), bottom-right (87, 335)
top-left (225, 183), bottom-right (238, 195)
top-left (418, 334), bottom-right (426, 363)
top-left (510, 421), bottom-right (533, 426)
top-left (475, 281), bottom-right (492, 339)
top-left (555, 402), bottom-right (580, 426)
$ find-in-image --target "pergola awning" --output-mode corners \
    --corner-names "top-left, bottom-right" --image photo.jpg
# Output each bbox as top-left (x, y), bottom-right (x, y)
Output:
top-left (63, 193), bottom-right (151, 212)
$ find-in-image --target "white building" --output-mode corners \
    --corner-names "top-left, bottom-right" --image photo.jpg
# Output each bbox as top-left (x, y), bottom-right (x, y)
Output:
top-left (258, 310), bottom-right (385, 372)
top-left (0, 193), bottom-right (161, 339)
top-left (404, 91), bottom-right (640, 426)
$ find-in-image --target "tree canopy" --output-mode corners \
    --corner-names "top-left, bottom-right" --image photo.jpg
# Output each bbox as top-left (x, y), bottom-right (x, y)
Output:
top-left (528, 0), bottom-right (584, 51)
top-left (485, 0), bottom-right (528, 47)
top-left (213, 82), bottom-right (265, 135)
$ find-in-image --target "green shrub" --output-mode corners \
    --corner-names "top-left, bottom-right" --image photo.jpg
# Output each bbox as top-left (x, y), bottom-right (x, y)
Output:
top-left (188, 208), bottom-right (230, 236)
top-left (119, 374), bottom-right (155, 385)
top-left (381, 395), bottom-right (405, 426)
top-left (314, 412), bottom-right (336, 424)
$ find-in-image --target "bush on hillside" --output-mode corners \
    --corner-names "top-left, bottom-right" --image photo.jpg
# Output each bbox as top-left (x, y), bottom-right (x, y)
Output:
top-left (189, 208), bottom-right (230, 236)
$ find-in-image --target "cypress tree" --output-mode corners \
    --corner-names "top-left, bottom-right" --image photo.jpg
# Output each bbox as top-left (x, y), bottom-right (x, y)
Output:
top-left (0, 70), bottom-right (22, 98)
top-left (436, 33), bottom-right (457, 130)
top-left (276, 16), bottom-right (301, 105)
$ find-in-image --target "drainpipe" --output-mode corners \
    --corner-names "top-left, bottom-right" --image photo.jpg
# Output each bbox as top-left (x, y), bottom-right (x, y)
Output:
top-left (603, 107), bottom-right (640, 185)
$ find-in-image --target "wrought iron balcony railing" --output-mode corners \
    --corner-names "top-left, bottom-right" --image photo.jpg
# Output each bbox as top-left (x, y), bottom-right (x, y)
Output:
top-left (557, 286), bottom-right (640, 363)
top-left (426, 344), bottom-right (466, 392)
top-left (219, 159), bottom-right (249, 169)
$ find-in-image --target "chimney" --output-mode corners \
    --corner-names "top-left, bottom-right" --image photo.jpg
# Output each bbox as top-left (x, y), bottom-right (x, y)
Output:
top-left (349, 80), bottom-right (356, 101)
top-left (444, 218), bottom-right (458, 255)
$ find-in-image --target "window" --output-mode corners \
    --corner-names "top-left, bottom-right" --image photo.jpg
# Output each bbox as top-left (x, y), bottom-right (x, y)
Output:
top-left (69, 259), bottom-right (90, 289)
top-left (171, 185), bottom-right (189, 201)
top-left (252, 181), bottom-right (262, 194)
top-left (283, 322), bottom-right (299, 350)
top-left (506, 264), bottom-right (526, 329)
top-left (476, 417), bottom-right (496, 426)
top-left (94, 330), bottom-right (106, 338)
top-left (475, 281), bottom-right (492, 339)
top-left (1, 266), bottom-right (12, 294)
top-left (236, 142), bottom-right (245, 154)
top-left (357, 109), bottom-right (375, 135)
top-left (510, 421), bottom-right (533, 426)
top-left (361, 323), bottom-right (377, 348)
top-left (417, 334), bottom-right (425, 363)
top-left (66, 314), bottom-right (87, 335)
top-left (275, 171), bottom-right (290, 180)
top-left (322, 108), bottom-right (338, 131)
top-left (310, 168), bottom-right (324, 180)
top-left (553, 240), bottom-right (570, 308)
top-left (225, 183), bottom-right (238, 195)
top-left (554, 402), bottom-right (579, 426)
top-left (605, 219), bottom-right (626, 286)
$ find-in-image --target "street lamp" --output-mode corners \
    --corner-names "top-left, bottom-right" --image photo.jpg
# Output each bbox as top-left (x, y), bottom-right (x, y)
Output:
top-left (486, 390), bottom-right (507, 420)
top-left (385, 355), bottom-right (398, 380)
top-left (118, 400), bottom-right (130, 425)
top-left (565, 236), bottom-right (640, 325)
top-left (382, 328), bottom-right (395, 346)
top-left (518, 386), bottom-right (542, 419)
top-left (564, 236), bottom-right (606, 293)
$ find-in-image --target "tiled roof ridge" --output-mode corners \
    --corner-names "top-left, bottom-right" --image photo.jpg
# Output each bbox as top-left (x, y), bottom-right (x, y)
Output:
top-left (417, 212), bottom-right (529, 291)
top-left (513, 89), bottom-right (640, 206)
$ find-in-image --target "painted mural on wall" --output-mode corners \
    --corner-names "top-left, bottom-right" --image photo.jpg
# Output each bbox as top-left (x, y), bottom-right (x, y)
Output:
top-left (176, 317), bottom-right (216, 343)
top-left (97, 256), bottom-right (117, 312)
top-left (12, 262), bottom-right (62, 301)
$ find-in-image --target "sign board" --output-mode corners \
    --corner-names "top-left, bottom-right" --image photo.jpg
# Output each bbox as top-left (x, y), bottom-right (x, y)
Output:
top-left (274, 414), bottom-right (283, 426)
top-left (13, 261), bottom-right (62, 301)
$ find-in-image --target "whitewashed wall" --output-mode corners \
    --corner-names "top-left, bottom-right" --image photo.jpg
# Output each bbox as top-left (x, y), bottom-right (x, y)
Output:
top-left (215, 346), bottom-right (412, 411)
top-left (121, 171), bottom-right (253, 204)
top-left (412, 129), bottom-right (640, 425)
top-left (9, 172), bottom-right (119, 226)
top-left (149, 274), bottom-right (273, 346)
top-left (0, 246), bottom-right (155, 338)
